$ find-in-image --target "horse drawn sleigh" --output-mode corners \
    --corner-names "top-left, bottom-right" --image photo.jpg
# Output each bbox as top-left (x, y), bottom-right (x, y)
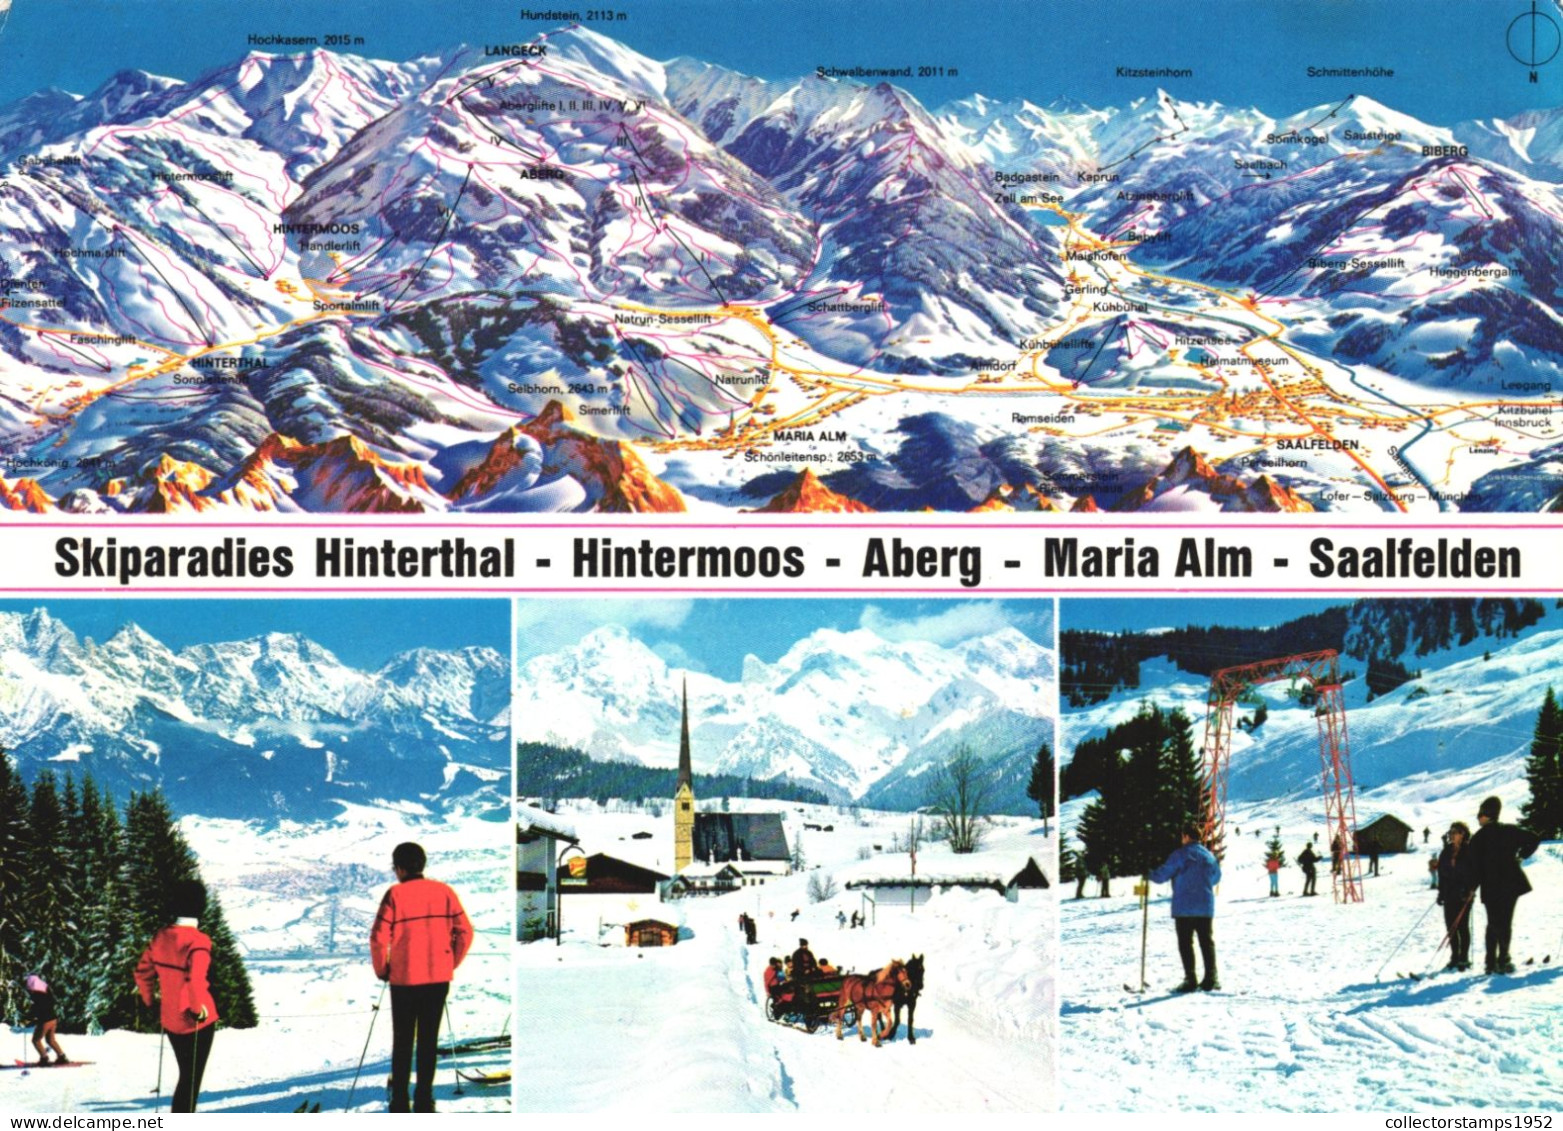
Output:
top-left (763, 955), bottom-right (923, 1046)
top-left (765, 971), bottom-right (856, 1033)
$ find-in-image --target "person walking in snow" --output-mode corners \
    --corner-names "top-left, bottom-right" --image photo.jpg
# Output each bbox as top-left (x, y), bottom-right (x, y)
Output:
top-left (1330, 835), bottom-right (1343, 876)
top-left (1459, 797), bottom-right (1541, 975)
top-left (1436, 821), bottom-right (1476, 971)
top-left (1149, 823), bottom-right (1222, 993)
top-left (370, 842), bottom-right (474, 1113)
top-left (1265, 854), bottom-right (1281, 897)
top-left (1368, 840), bottom-right (1381, 878)
top-left (134, 880), bottom-right (219, 1113)
top-left (1298, 843), bottom-right (1319, 897)
top-left (23, 971), bottom-right (68, 1066)
top-left (836, 910), bottom-right (847, 929)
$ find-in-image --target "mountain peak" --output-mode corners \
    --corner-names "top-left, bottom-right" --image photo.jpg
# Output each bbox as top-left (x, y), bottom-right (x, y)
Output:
top-left (542, 24), bottom-right (667, 100)
top-left (748, 468), bottom-right (873, 513)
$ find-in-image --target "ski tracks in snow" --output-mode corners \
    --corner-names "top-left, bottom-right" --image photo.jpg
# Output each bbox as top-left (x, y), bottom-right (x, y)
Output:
top-left (1061, 851), bottom-right (1563, 1110)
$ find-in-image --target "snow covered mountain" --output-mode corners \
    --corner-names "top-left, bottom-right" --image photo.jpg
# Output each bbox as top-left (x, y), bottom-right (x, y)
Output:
top-left (514, 619), bottom-right (1055, 813)
top-left (0, 31), bottom-right (1557, 511)
top-left (0, 608), bottom-right (509, 818)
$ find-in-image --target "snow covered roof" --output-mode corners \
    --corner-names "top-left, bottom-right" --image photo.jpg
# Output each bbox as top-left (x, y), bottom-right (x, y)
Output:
top-left (516, 803), bottom-right (579, 843)
top-left (677, 859), bottom-right (790, 878)
top-left (845, 872), bottom-right (1007, 889)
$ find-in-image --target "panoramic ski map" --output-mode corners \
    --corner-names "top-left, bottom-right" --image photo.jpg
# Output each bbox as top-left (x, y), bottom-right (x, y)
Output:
top-left (0, 0), bottom-right (1557, 513)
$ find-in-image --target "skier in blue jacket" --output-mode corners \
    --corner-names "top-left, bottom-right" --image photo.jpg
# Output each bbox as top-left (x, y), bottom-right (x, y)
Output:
top-left (1149, 823), bottom-right (1223, 992)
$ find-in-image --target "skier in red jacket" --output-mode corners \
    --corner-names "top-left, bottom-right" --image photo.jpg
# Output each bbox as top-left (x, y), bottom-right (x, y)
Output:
top-left (134, 880), bottom-right (219, 1112)
top-left (370, 842), bottom-right (473, 1113)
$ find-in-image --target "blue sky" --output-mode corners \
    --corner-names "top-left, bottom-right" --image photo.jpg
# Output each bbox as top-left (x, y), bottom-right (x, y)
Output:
top-left (1063, 598), bottom-right (1347, 637)
top-left (0, 598), bottom-right (508, 669)
top-left (0, 0), bottom-right (1552, 122)
top-left (514, 598), bottom-right (1054, 679)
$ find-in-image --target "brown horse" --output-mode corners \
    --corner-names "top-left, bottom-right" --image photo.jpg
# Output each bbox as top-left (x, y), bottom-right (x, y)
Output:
top-left (833, 959), bottom-right (911, 1046)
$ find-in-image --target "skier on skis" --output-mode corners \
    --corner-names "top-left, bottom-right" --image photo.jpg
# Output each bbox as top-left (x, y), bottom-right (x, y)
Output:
top-left (134, 880), bottom-right (219, 1113)
top-left (1297, 843), bottom-right (1319, 897)
top-left (1435, 821), bottom-right (1475, 972)
top-left (23, 971), bottom-right (68, 1066)
top-left (370, 842), bottom-right (474, 1113)
top-left (1149, 823), bottom-right (1222, 992)
top-left (1459, 797), bottom-right (1541, 975)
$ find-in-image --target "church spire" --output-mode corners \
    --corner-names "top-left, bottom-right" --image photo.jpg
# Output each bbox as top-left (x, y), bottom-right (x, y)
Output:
top-left (677, 677), bottom-right (692, 791)
top-left (673, 676), bottom-right (695, 873)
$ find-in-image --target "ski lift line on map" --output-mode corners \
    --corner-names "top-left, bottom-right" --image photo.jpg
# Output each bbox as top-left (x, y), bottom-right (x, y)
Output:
top-left (625, 166), bottom-right (658, 222)
top-left (1448, 168), bottom-right (1496, 220)
top-left (326, 222), bottom-right (409, 283)
top-left (351, 269), bottom-right (415, 303)
top-left (623, 366), bottom-right (679, 439)
top-left (767, 286), bottom-right (854, 324)
top-left (609, 125), bottom-right (734, 306)
top-left (1094, 103), bottom-right (1190, 174)
top-left (386, 164), bottom-right (473, 311)
top-left (447, 55), bottom-right (538, 105)
top-left (175, 190), bottom-right (270, 279)
top-left (1295, 95), bottom-right (1358, 137)
top-left (616, 333), bottom-right (688, 434)
top-left (109, 226), bottom-right (214, 348)
top-left (662, 225), bottom-right (731, 306)
top-left (469, 115), bottom-right (546, 163)
top-left (30, 331), bottom-right (113, 374)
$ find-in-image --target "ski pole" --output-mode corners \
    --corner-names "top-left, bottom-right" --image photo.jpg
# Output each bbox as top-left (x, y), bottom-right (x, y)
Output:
top-left (154, 1024), bottom-right (166, 1110)
top-left (445, 998), bottom-right (464, 1098)
top-left (345, 981), bottom-right (388, 1112)
top-left (1125, 877), bottom-right (1149, 992)
top-left (1373, 894), bottom-right (1440, 982)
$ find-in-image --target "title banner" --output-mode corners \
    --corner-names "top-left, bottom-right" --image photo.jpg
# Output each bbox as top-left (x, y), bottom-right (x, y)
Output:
top-left (2, 518), bottom-right (1559, 595)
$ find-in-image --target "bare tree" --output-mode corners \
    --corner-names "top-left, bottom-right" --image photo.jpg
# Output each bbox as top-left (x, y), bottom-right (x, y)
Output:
top-left (807, 871), bottom-right (839, 903)
top-left (926, 746), bottom-right (991, 854)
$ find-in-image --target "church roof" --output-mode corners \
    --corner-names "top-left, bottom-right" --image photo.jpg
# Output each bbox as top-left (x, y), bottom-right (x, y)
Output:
top-left (677, 678), bottom-right (693, 791)
top-left (692, 812), bottom-right (790, 863)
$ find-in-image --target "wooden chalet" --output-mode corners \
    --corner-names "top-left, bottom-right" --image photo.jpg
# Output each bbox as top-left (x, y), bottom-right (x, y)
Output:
top-left (624, 919), bottom-right (680, 947)
top-left (1009, 856), bottom-right (1052, 890)
top-left (561, 853), bottom-right (670, 895)
top-left (1356, 814), bottom-right (1415, 854)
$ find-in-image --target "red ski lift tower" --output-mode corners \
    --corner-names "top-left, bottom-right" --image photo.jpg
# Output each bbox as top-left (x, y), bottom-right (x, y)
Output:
top-left (1200, 649), bottom-right (1364, 903)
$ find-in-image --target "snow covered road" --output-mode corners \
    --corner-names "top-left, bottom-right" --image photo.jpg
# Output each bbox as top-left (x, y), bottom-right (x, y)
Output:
top-left (517, 812), bottom-right (1055, 1112)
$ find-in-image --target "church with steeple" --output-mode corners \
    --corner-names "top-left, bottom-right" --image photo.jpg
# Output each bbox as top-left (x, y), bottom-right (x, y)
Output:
top-left (673, 678), bottom-right (696, 873)
top-left (670, 678), bottom-right (790, 875)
